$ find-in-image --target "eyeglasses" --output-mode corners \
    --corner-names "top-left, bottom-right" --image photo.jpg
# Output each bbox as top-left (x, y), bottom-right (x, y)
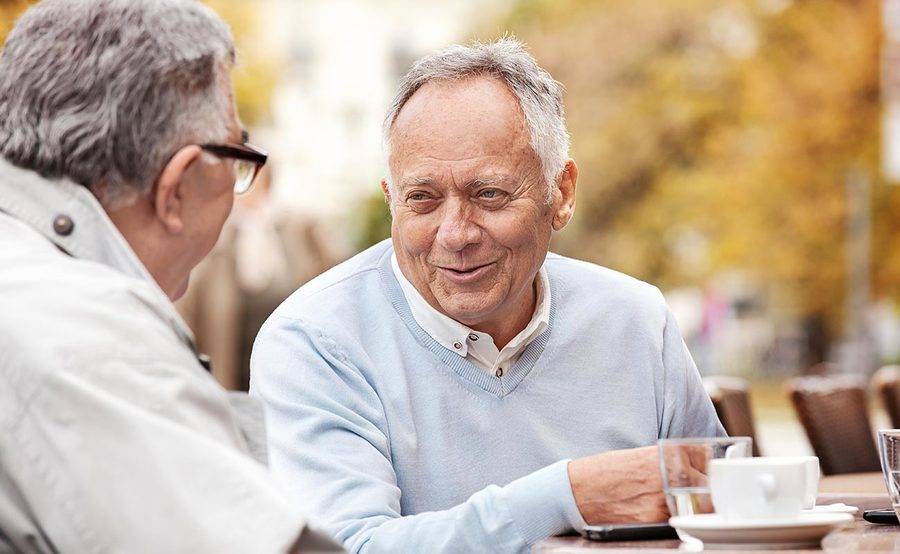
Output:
top-left (200, 142), bottom-right (268, 194)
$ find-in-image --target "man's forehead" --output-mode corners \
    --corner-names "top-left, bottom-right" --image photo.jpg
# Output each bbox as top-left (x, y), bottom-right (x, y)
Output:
top-left (397, 165), bottom-right (512, 189)
top-left (390, 75), bottom-right (531, 162)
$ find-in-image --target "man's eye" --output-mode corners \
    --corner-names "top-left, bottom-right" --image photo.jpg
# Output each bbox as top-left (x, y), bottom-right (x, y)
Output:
top-left (478, 189), bottom-right (503, 200)
top-left (407, 192), bottom-right (431, 202)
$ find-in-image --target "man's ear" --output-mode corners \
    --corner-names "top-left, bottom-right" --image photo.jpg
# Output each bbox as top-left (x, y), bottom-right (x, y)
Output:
top-left (552, 159), bottom-right (578, 231)
top-left (381, 178), bottom-right (397, 217)
top-left (153, 145), bottom-right (202, 235)
top-left (380, 178), bottom-right (392, 204)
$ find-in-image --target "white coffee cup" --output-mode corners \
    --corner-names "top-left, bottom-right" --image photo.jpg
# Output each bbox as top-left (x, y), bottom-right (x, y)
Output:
top-left (776, 456), bottom-right (820, 510)
top-left (709, 458), bottom-right (808, 520)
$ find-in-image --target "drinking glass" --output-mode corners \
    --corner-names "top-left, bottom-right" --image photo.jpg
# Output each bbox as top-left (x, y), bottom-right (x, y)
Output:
top-left (878, 430), bottom-right (900, 517)
top-left (658, 436), bottom-right (753, 517)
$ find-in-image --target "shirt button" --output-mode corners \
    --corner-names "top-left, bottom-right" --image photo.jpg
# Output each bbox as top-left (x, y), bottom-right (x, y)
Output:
top-left (453, 342), bottom-right (462, 350)
top-left (468, 333), bottom-right (478, 342)
top-left (495, 367), bottom-right (504, 378)
top-left (52, 214), bottom-right (75, 236)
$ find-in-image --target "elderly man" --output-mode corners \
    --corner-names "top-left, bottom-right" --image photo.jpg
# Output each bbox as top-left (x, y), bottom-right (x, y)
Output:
top-left (251, 39), bottom-right (724, 552)
top-left (0, 1), bottom-right (340, 552)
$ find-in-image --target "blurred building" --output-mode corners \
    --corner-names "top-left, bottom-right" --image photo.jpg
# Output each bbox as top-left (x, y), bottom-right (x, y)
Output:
top-left (251, 0), bottom-right (510, 217)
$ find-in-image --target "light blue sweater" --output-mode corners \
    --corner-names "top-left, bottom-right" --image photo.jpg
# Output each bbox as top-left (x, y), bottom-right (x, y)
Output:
top-left (250, 240), bottom-right (724, 553)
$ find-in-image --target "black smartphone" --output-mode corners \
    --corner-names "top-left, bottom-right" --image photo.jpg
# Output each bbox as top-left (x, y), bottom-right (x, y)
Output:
top-left (863, 509), bottom-right (899, 524)
top-left (582, 523), bottom-right (678, 541)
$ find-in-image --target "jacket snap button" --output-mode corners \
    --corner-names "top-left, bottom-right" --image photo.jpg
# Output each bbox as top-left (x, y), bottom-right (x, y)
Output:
top-left (52, 214), bottom-right (74, 236)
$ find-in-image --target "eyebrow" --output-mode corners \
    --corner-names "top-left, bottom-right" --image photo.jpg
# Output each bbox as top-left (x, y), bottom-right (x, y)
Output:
top-left (468, 176), bottom-right (504, 189)
top-left (398, 176), bottom-right (434, 190)
top-left (398, 175), bottom-right (510, 191)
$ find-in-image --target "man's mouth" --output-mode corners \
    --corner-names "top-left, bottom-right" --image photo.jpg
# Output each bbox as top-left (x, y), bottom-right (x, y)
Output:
top-left (435, 261), bottom-right (496, 284)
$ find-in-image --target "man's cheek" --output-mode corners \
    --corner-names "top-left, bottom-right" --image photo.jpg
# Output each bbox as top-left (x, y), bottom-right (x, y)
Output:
top-left (402, 221), bottom-right (438, 255)
top-left (489, 218), bottom-right (535, 249)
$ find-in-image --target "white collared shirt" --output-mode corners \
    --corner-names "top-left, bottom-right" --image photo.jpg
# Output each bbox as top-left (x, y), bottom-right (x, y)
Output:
top-left (391, 253), bottom-right (550, 377)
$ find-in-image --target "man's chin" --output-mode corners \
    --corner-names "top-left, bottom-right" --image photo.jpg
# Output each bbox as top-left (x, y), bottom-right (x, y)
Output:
top-left (435, 293), bottom-right (498, 326)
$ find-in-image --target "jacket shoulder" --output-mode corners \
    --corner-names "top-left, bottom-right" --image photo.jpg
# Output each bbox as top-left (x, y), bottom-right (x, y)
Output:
top-left (0, 241), bottom-right (191, 369)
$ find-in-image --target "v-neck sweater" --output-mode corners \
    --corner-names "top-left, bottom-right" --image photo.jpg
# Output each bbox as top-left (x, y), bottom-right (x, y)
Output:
top-left (250, 239), bottom-right (724, 553)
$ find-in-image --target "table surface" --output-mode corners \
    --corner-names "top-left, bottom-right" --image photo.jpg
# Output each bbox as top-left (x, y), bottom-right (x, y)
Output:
top-left (534, 473), bottom-right (896, 553)
top-left (817, 471), bottom-right (885, 494)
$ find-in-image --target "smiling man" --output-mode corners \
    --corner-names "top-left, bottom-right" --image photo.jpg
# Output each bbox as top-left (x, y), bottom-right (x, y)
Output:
top-left (251, 39), bottom-right (724, 553)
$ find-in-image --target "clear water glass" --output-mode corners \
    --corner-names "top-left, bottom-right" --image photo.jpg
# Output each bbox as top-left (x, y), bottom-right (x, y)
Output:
top-left (658, 436), bottom-right (753, 517)
top-left (878, 430), bottom-right (900, 517)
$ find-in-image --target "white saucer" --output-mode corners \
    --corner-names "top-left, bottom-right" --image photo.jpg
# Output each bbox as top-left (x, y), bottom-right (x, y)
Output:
top-left (804, 503), bottom-right (859, 515)
top-left (669, 512), bottom-right (854, 550)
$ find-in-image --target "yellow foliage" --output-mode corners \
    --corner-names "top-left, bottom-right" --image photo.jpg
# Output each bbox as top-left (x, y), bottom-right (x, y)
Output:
top-left (202, 0), bottom-right (277, 126)
top-left (0, 0), bottom-right (30, 43)
top-left (500, 0), bottom-right (899, 332)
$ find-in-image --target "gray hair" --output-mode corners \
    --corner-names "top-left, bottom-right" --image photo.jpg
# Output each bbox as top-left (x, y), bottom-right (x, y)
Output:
top-left (382, 38), bottom-right (569, 202)
top-left (0, 0), bottom-right (235, 208)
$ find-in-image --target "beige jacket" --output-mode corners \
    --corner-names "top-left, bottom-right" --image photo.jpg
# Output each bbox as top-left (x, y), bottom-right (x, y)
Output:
top-left (0, 160), bottom-right (340, 553)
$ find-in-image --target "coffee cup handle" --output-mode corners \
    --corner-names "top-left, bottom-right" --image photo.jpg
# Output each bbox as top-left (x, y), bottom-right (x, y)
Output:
top-left (757, 473), bottom-right (777, 503)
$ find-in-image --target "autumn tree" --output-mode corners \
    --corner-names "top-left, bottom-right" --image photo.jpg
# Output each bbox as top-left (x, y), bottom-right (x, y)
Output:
top-left (0, 0), bottom-right (29, 43)
top-left (493, 0), bottom-right (899, 352)
top-left (203, 0), bottom-right (278, 126)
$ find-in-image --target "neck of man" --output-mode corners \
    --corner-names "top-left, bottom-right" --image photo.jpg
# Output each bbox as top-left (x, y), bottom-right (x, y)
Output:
top-left (106, 201), bottom-right (187, 301)
top-left (467, 278), bottom-right (537, 350)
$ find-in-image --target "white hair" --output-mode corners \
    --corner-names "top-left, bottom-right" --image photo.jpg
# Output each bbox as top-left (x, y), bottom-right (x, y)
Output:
top-left (382, 38), bottom-right (570, 203)
top-left (0, 0), bottom-right (235, 208)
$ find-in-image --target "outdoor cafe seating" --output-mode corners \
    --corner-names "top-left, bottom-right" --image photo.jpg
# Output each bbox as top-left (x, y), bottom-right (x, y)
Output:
top-left (703, 376), bottom-right (762, 456)
top-left (787, 375), bottom-right (881, 475)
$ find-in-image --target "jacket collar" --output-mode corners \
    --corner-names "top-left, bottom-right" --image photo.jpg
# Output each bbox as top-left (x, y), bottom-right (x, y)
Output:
top-left (0, 158), bottom-right (196, 346)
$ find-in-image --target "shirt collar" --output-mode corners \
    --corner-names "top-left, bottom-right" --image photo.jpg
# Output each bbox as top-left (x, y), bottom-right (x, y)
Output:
top-left (391, 254), bottom-right (474, 356)
top-left (507, 267), bottom-right (550, 352)
top-left (390, 252), bottom-right (551, 358)
top-left (0, 159), bottom-right (195, 346)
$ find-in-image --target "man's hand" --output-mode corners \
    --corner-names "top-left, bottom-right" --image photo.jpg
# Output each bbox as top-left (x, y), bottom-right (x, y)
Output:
top-left (567, 446), bottom-right (669, 524)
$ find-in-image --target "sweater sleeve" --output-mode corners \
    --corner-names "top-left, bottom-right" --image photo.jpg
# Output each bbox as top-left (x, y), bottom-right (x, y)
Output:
top-left (659, 307), bottom-right (727, 439)
top-left (250, 316), bottom-right (583, 553)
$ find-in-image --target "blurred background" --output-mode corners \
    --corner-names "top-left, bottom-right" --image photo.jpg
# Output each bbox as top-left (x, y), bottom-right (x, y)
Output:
top-left (3, 0), bottom-right (900, 462)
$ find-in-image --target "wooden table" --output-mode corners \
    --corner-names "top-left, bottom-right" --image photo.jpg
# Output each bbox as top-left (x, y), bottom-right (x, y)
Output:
top-left (818, 471), bottom-right (885, 494)
top-left (534, 473), bottom-right (895, 552)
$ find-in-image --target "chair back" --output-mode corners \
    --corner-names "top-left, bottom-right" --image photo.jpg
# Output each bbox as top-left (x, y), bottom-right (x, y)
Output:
top-left (787, 375), bottom-right (880, 475)
top-left (873, 365), bottom-right (900, 429)
top-left (703, 376), bottom-right (761, 456)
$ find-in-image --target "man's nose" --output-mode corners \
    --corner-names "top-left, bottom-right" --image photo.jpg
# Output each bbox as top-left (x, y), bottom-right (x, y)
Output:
top-left (435, 201), bottom-right (481, 252)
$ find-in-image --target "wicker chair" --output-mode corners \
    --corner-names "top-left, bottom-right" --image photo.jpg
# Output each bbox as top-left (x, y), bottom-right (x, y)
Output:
top-left (703, 376), bottom-right (762, 456)
top-left (787, 375), bottom-right (880, 475)
top-left (873, 365), bottom-right (900, 429)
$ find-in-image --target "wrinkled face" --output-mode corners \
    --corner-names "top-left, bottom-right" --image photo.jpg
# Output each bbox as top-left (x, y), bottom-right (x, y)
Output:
top-left (386, 75), bottom-right (561, 329)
